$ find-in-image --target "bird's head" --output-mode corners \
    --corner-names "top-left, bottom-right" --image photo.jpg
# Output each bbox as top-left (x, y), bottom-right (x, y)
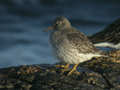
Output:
top-left (45, 16), bottom-right (71, 32)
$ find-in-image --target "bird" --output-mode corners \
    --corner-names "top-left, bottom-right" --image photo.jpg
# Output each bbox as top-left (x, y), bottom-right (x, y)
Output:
top-left (45, 16), bottom-right (104, 76)
top-left (89, 18), bottom-right (120, 49)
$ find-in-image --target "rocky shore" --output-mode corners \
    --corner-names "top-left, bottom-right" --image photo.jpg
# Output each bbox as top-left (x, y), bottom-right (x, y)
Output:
top-left (0, 50), bottom-right (120, 90)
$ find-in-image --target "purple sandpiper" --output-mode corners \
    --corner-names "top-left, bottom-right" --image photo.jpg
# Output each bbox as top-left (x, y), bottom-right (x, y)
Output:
top-left (46, 16), bottom-right (104, 75)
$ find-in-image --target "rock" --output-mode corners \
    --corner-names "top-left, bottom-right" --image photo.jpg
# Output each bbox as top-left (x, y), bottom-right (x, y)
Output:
top-left (0, 53), bottom-right (120, 90)
top-left (89, 18), bottom-right (120, 44)
top-left (108, 49), bottom-right (120, 59)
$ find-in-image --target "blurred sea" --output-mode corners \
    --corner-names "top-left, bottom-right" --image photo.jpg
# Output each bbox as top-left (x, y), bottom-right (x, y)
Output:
top-left (0, 0), bottom-right (120, 68)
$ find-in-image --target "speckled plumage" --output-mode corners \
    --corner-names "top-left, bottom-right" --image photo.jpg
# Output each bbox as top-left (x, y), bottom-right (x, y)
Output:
top-left (49, 16), bottom-right (103, 64)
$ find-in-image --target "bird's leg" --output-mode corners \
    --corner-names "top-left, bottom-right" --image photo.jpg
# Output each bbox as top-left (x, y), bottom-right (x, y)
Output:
top-left (60, 64), bottom-right (70, 73)
top-left (56, 64), bottom-right (70, 73)
top-left (67, 64), bottom-right (79, 76)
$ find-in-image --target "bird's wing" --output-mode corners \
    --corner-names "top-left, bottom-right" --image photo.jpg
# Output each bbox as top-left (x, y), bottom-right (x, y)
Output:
top-left (67, 32), bottom-right (99, 53)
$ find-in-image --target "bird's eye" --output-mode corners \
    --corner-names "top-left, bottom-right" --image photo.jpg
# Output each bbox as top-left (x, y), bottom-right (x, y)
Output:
top-left (54, 21), bottom-right (63, 26)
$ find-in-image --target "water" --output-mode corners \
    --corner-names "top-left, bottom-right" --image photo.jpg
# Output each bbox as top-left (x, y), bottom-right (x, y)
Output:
top-left (0, 0), bottom-right (120, 68)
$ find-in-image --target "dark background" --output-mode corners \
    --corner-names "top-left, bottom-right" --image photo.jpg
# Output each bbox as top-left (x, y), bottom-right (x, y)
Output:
top-left (0, 0), bottom-right (120, 68)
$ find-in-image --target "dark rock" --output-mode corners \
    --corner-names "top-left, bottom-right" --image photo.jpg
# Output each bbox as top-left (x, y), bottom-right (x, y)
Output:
top-left (0, 52), bottom-right (120, 90)
top-left (89, 18), bottom-right (120, 44)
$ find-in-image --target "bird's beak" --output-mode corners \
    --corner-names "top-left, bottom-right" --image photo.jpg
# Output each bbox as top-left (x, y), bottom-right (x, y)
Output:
top-left (44, 26), bottom-right (54, 32)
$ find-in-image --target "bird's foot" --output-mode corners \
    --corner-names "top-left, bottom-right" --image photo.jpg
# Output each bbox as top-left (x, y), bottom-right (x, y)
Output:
top-left (56, 64), bottom-right (80, 76)
top-left (56, 64), bottom-right (70, 74)
top-left (55, 64), bottom-right (70, 69)
top-left (67, 64), bottom-right (79, 76)
top-left (61, 64), bottom-right (70, 73)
